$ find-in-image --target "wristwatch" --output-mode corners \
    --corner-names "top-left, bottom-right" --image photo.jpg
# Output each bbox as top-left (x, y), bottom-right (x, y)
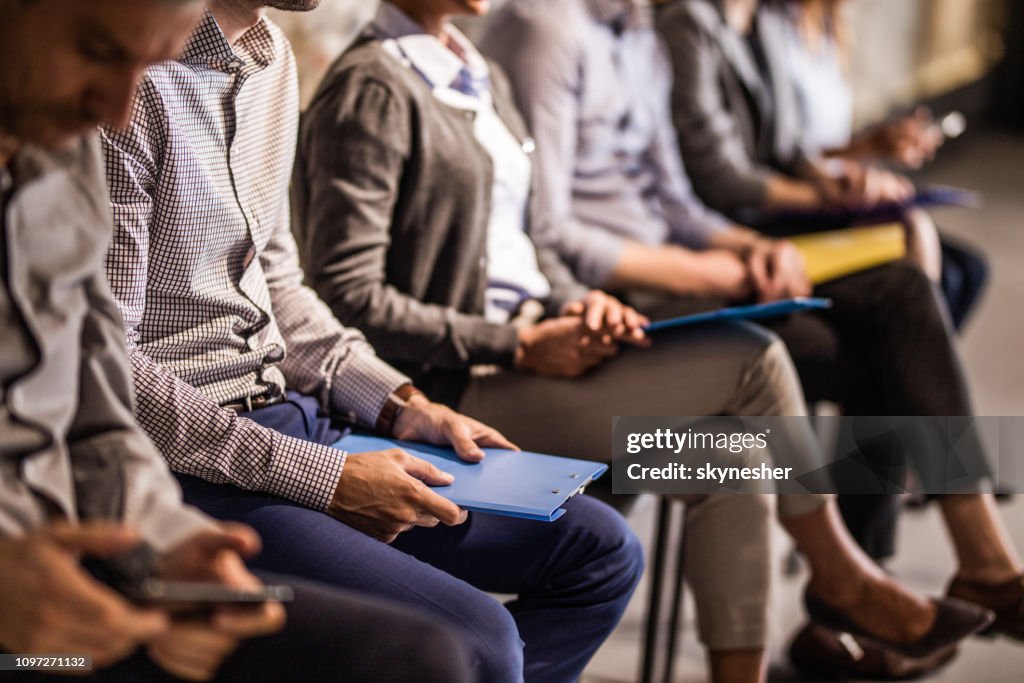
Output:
top-left (375, 384), bottom-right (424, 436)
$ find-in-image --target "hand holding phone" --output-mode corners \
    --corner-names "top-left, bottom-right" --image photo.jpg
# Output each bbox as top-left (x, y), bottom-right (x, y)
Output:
top-left (146, 525), bottom-right (288, 680)
top-left (130, 578), bottom-right (293, 614)
top-left (82, 539), bottom-right (292, 614)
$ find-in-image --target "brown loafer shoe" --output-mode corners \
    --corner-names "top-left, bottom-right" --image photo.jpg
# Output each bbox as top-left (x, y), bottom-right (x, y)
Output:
top-left (805, 590), bottom-right (995, 659)
top-left (948, 574), bottom-right (1024, 641)
top-left (788, 622), bottom-right (960, 681)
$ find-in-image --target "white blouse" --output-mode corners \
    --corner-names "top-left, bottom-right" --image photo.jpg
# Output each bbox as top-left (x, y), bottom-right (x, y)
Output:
top-left (781, 14), bottom-right (855, 153)
top-left (373, 2), bottom-right (551, 324)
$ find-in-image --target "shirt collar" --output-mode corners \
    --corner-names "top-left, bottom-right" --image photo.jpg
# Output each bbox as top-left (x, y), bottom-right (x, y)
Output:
top-left (180, 11), bottom-right (277, 71)
top-left (372, 2), bottom-right (489, 90)
top-left (5, 141), bottom-right (79, 192)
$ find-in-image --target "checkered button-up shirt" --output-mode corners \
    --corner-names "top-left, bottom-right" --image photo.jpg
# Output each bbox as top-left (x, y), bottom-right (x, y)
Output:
top-left (101, 13), bottom-right (409, 511)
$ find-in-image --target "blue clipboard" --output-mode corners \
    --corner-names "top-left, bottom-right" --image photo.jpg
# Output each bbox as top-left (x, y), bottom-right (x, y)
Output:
top-left (331, 434), bottom-right (608, 522)
top-left (643, 297), bottom-right (833, 333)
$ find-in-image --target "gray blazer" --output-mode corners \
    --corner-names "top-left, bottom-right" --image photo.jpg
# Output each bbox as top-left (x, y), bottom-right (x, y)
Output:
top-left (656, 0), bottom-right (810, 220)
top-left (0, 138), bottom-right (211, 549)
top-left (292, 34), bottom-right (588, 404)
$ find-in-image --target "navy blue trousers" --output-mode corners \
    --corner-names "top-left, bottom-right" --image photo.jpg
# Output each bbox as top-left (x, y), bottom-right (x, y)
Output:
top-left (177, 393), bottom-right (643, 683)
top-left (940, 235), bottom-right (988, 331)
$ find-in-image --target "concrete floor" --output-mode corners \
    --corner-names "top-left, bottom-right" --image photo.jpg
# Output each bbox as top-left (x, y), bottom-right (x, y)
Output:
top-left (581, 128), bottom-right (1024, 683)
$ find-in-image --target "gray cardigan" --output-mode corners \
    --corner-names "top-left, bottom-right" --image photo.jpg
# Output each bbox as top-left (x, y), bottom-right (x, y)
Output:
top-left (656, 0), bottom-right (810, 220)
top-left (292, 34), bottom-right (588, 403)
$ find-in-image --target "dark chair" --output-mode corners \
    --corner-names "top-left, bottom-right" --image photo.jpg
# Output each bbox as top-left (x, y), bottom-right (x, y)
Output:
top-left (639, 497), bottom-right (689, 683)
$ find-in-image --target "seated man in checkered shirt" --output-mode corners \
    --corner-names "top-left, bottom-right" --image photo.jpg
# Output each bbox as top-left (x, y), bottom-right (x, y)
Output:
top-left (100, 2), bottom-right (643, 681)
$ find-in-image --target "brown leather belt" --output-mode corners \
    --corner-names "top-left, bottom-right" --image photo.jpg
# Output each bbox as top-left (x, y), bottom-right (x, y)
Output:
top-left (221, 391), bottom-right (285, 413)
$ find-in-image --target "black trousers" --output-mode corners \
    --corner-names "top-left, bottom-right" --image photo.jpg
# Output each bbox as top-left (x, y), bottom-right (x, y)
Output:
top-left (763, 262), bottom-right (970, 413)
top-left (2, 572), bottom-right (473, 683)
top-left (761, 262), bottom-right (987, 558)
top-left (749, 216), bottom-right (989, 557)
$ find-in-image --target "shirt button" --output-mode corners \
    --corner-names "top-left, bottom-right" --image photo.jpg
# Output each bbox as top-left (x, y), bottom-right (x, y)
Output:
top-left (243, 246), bottom-right (256, 269)
top-left (521, 137), bottom-right (536, 154)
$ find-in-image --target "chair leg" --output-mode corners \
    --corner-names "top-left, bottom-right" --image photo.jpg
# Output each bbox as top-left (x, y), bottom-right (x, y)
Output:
top-left (663, 521), bottom-right (687, 683)
top-left (640, 498), bottom-right (674, 683)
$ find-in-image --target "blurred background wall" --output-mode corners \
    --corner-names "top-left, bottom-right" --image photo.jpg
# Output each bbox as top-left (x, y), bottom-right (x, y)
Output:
top-left (846, 0), bottom-right (1006, 124)
top-left (268, 1), bottom-right (373, 105)
top-left (270, 0), bottom-right (1013, 129)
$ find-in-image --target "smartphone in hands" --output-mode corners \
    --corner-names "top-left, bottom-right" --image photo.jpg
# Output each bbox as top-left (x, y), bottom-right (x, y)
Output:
top-left (82, 544), bottom-right (293, 617)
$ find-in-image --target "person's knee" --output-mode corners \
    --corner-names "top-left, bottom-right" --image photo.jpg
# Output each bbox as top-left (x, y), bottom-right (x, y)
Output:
top-left (883, 261), bottom-right (937, 303)
top-left (565, 497), bottom-right (645, 594)
top-left (747, 335), bottom-right (803, 407)
top-left (739, 490), bottom-right (775, 519)
top-left (406, 619), bottom-right (477, 683)
top-left (376, 587), bottom-right (523, 682)
top-left (721, 321), bottom-right (782, 360)
top-left (960, 248), bottom-right (990, 288)
top-left (878, 261), bottom-right (962, 335)
top-left (364, 602), bottom-right (498, 683)
top-left (721, 324), bottom-right (796, 385)
top-left (464, 600), bottom-right (523, 682)
top-left (759, 335), bottom-right (796, 377)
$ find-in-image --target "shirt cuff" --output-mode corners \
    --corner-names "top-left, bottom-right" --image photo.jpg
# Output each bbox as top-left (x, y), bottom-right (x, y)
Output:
top-left (693, 211), bottom-right (732, 247)
top-left (328, 351), bottom-right (411, 429)
top-left (729, 170), bottom-right (772, 214)
top-left (663, 200), bottom-right (735, 250)
top-left (575, 229), bottom-right (627, 289)
top-left (265, 432), bottom-right (348, 511)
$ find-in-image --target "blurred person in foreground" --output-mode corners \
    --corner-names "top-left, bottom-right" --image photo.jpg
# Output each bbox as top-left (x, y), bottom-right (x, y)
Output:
top-left (0, 1), bottom-right (473, 680)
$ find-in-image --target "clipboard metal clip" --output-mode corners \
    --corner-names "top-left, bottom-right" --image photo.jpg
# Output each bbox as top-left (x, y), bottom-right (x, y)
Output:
top-left (564, 476), bottom-right (595, 501)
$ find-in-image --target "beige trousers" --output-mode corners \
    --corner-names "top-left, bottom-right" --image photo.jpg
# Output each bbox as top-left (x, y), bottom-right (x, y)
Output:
top-left (458, 320), bottom-right (829, 649)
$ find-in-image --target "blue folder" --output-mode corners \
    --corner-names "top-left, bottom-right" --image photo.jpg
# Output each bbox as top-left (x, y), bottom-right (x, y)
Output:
top-left (643, 297), bottom-right (833, 333)
top-left (331, 434), bottom-right (608, 522)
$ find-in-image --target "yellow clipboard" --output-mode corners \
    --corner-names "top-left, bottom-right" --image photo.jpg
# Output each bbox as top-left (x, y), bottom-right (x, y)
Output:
top-left (791, 223), bottom-right (906, 285)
